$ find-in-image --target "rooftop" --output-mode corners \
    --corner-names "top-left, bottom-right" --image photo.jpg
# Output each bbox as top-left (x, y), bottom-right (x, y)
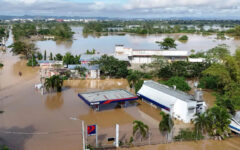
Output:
top-left (67, 64), bottom-right (99, 70)
top-left (78, 89), bottom-right (137, 104)
top-left (142, 80), bottom-right (195, 103)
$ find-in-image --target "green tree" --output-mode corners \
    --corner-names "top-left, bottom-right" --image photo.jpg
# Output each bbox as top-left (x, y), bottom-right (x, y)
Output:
top-left (63, 52), bottom-right (74, 67)
top-left (94, 55), bottom-right (128, 78)
top-left (194, 113), bottom-right (208, 135)
top-left (85, 49), bottom-right (96, 54)
top-left (9, 41), bottom-right (37, 58)
top-left (133, 120), bottom-right (149, 141)
top-left (54, 53), bottom-right (63, 61)
top-left (206, 44), bottom-right (230, 62)
top-left (156, 37), bottom-right (177, 50)
top-left (0, 63), bottom-right (3, 68)
top-left (163, 76), bottom-right (191, 91)
top-left (216, 95), bottom-right (235, 115)
top-left (49, 52), bottom-right (53, 60)
top-left (37, 52), bottom-right (43, 60)
top-left (159, 112), bottom-right (174, 140)
top-left (75, 66), bottom-right (87, 77)
top-left (44, 75), bottom-right (64, 92)
top-left (63, 52), bottom-right (80, 67)
top-left (134, 80), bottom-right (144, 94)
top-left (206, 106), bottom-right (231, 139)
top-left (44, 50), bottom-right (47, 60)
top-left (127, 70), bottom-right (141, 88)
top-left (178, 35), bottom-right (188, 41)
top-left (27, 54), bottom-right (38, 67)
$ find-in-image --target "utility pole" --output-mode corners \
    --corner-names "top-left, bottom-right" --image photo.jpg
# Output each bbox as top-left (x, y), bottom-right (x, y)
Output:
top-left (116, 124), bottom-right (119, 148)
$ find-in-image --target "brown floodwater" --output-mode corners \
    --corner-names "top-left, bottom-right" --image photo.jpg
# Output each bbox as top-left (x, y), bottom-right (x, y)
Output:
top-left (0, 31), bottom-right (240, 150)
top-left (122, 137), bottom-right (240, 150)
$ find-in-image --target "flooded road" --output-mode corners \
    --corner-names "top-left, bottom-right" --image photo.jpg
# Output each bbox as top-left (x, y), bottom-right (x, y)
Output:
top-left (35, 26), bottom-right (240, 55)
top-left (122, 137), bottom-right (240, 150)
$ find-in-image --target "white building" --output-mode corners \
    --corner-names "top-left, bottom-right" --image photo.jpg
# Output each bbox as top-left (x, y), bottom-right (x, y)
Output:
top-left (115, 45), bottom-right (189, 64)
top-left (137, 80), bottom-right (207, 123)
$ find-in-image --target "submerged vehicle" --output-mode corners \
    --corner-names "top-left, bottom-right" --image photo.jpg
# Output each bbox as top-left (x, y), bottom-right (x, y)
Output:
top-left (229, 111), bottom-right (240, 134)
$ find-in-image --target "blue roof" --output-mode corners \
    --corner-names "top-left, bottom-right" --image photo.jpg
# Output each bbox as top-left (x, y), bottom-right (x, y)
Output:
top-left (67, 64), bottom-right (99, 70)
top-left (80, 54), bottom-right (102, 61)
top-left (37, 60), bottom-right (56, 63)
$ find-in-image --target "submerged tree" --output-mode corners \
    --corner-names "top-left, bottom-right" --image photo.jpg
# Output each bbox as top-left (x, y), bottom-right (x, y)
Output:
top-left (133, 120), bottom-right (149, 141)
top-left (9, 41), bottom-right (38, 58)
top-left (159, 112), bottom-right (174, 141)
top-left (44, 75), bottom-right (64, 92)
top-left (156, 37), bottom-right (177, 50)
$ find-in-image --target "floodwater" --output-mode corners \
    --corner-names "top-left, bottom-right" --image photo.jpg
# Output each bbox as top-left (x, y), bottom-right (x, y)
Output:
top-left (0, 28), bottom-right (240, 150)
top-left (122, 137), bottom-right (240, 150)
top-left (35, 26), bottom-right (240, 55)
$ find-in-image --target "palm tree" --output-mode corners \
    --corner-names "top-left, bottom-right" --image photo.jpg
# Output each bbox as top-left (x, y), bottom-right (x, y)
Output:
top-left (133, 120), bottom-right (149, 141)
top-left (44, 75), bottom-right (63, 92)
top-left (44, 77), bottom-right (54, 92)
top-left (159, 112), bottom-right (174, 141)
top-left (194, 113), bottom-right (208, 135)
top-left (63, 52), bottom-right (74, 67)
top-left (127, 70), bottom-right (141, 89)
top-left (75, 66), bottom-right (87, 78)
top-left (53, 75), bottom-right (63, 92)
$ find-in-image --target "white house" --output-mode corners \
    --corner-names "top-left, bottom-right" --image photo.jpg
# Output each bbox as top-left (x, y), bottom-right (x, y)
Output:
top-left (115, 45), bottom-right (189, 64)
top-left (137, 80), bottom-right (207, 123)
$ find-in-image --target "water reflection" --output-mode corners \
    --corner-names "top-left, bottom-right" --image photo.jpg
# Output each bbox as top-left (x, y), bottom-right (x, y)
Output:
top-left (35, 26), bottom-right (240, 55)
top-left (45, 93), bottom-right (64, 110)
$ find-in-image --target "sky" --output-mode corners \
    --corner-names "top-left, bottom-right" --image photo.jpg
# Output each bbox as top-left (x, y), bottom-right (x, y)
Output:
top-left (0, 0), bottom-right (240, 19)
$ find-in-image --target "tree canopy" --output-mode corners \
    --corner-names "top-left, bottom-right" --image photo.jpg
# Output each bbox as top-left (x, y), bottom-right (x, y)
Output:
top-left (156, 37), bottom-right (177, 50)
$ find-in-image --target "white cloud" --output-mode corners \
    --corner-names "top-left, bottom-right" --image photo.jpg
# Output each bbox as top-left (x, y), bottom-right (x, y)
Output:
top-left (0, 0), bottom-right (240, 18)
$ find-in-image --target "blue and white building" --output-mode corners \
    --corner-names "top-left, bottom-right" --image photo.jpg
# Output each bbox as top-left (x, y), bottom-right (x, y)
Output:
top-left (229, 111), bottom-right (240, 134)
top-left (137, 80), bottom-right (207, 123)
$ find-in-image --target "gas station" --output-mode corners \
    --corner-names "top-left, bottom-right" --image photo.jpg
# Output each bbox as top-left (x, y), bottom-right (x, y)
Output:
top-left (78, 89), bottom-right (139, 111)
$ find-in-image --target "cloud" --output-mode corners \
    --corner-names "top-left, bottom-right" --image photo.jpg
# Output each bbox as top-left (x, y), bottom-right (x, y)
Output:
top-left (0, 0), bottom-right (240, 18)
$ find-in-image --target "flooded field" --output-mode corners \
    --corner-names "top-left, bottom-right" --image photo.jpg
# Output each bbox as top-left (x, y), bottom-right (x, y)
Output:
top-left (35, 26), bottom-right (240, 55)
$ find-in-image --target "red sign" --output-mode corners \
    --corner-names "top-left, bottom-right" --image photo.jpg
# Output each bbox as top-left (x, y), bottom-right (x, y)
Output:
top-left (87, 125), bottom-right (97, 135)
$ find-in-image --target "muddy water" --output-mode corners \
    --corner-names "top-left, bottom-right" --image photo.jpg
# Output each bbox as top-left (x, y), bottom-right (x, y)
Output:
top-left (35, 26), bottom-right (240, 55)
top-left (122, 137), bottom-right (240, 150)
top-left (0, 30), bottom-right (240, 150)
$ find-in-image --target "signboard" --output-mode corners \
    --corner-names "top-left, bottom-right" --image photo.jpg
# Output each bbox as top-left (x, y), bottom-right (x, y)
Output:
top-left (87, 125), bottom-right (97, 136)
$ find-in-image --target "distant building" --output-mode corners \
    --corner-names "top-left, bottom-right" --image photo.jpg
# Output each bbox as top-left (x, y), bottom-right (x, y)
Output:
top-left (137, 80), bottom-right (207, 123)
top-left (80, 54), bottom-right (129, 64)
top-left (43, 35), bottom-right (55, 40)
top-left (67, 64), bottom-right (100, 79)
top-left (115, 45), bottom-right (189, 64)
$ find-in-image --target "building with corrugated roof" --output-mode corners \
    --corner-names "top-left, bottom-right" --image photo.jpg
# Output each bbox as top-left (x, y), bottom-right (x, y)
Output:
top-left (137, 80), bottom-right (207, 123)
top-left (115, 45), bottom-right (189, 64)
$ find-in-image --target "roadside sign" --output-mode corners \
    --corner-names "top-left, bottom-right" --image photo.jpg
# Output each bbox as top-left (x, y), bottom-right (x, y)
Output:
top-left (87, 125), bottom-right (97, 136)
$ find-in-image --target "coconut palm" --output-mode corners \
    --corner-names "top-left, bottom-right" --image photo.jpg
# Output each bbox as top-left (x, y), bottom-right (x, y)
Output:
top-left (194, 113), bottom-right (208, 135)
top-left (159, 112), bottom-right (174, 141)
top-left (75, 66), bottom-right (87, 77)
top-left (127, 70), bottom-right (141, 89)
top-left (44, 75), bottom-right (63, 92)
top-left (133, 120), bottom-right (149, 141)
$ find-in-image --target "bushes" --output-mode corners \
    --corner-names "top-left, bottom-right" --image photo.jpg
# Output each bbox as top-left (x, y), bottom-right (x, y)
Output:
top-left (0, 63), bottom-right (3, 67)
top-left (163, 76), bottom-right (191, 92)
top-left (198, 76), bottom-right (218, 90)
top-left (27, 55), bottom-right (38, 66)
top-left (174, 129), bottom-right (204, 141)
top-left (178, 35), bottom-right (188, 41)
